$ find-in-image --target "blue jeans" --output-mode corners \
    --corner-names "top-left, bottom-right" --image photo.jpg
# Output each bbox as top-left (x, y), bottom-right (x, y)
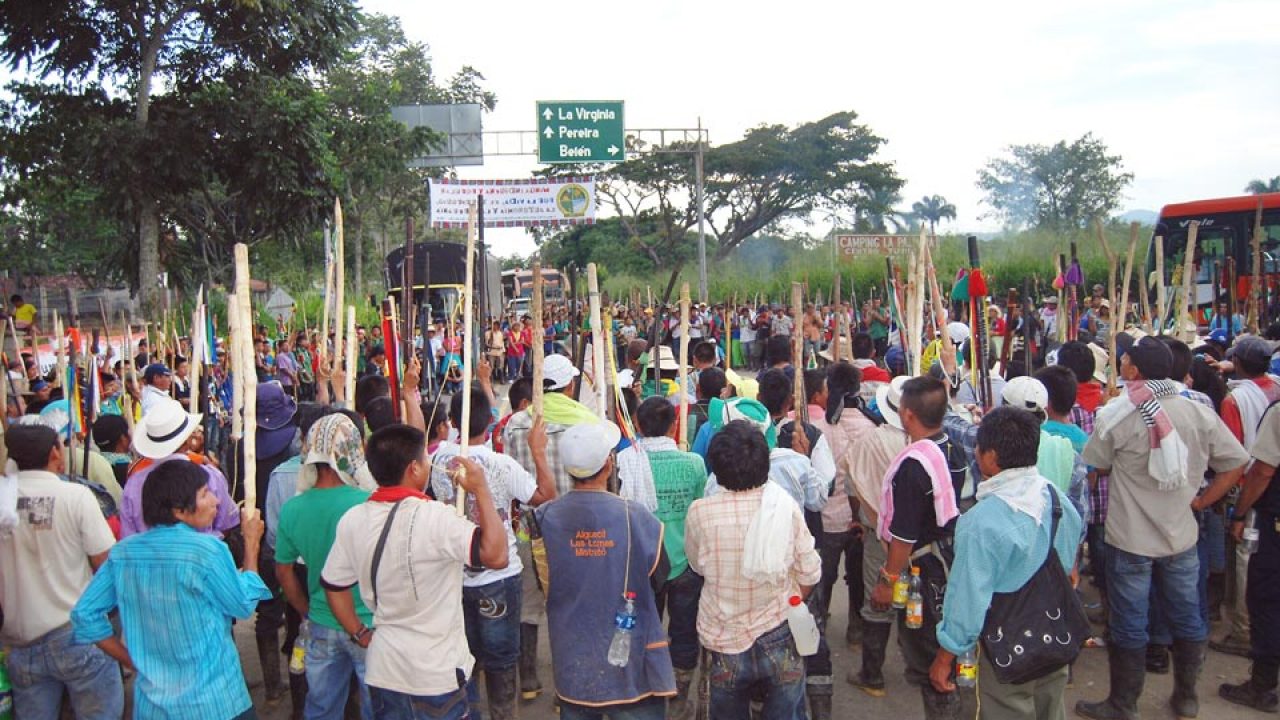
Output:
top-left (369, 685), bottom-right (470, 720)
top-left (6, 623), bottom-right (124, 720)
top-left (1106, 543), bottom-right (1206, 650)
top-left (707, 622), bottom-right (806, 720)
top-left (305, 622), bottom-right (372, 720)
top-left (560, 696), bottom-right (667, 720)
top-left (655, 567), bottom-right (703, 671)
top-left (462, 574), bottom-right (522, 671)
top-left (1149, 510), bottom-right (1214, 645)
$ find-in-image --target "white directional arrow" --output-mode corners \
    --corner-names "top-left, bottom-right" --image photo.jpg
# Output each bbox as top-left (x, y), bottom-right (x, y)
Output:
top-left (607, 145), bottom-right (620, 156)
top-left (542, 108), bottom-right (554, 120)
top-left (543, 126), bottom-right (554, 138)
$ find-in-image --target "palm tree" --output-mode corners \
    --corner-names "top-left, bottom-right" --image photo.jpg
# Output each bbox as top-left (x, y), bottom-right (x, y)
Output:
top-left (911, 195), bottom-right (958, 235)
top-left (1245, 176), bottom-right (1280, 195)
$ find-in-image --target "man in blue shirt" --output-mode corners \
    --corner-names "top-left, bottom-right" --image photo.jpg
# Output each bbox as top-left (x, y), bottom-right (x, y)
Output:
top-left (929, 406), bottom-right (1083, 718)
top-left (72, 459), bottom-right (272, 720)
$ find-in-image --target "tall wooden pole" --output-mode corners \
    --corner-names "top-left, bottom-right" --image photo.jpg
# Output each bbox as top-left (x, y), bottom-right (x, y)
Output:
top-left (344, 306), bottom-right (357, 406)
top-left (588, 263), bottom-right (606, 419)
top-left (1181, 221), bottom-right (1200, 343)
top-left (791, 282), bottom-right (808, 424)
top-left (334, 198), bottom-right (346, 378)
top-left (320, 222), bottom-right (333, 368)
top-left (1155, 235), bottom-right (1166, 335)
top-left (456, 201), bottom-right (479, 516)
top-left (235, 244), bottom-right (258, 512)
top-left (678, 283), bottom-right (691, 451)
top-left (531, 259), bottom-right (545, 420)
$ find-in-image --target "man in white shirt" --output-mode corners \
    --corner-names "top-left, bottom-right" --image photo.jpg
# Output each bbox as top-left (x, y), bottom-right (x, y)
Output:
top-left (323, 424), bottom-right (509, 719)
top-left (2, 424), bottom-right (121, 719)
top-left (139, 363), bottom-right (173, 417)
top-left (430, 388), bottom-right (555, 720)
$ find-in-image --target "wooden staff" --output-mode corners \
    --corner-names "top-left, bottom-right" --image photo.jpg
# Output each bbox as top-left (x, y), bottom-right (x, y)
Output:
top-left (120, 312), bottom-right (137, 430)
top-left (678, 283), bottom-right (691, 451)
top-left (234, 244), bottom-right (258, 511)
top-left (1180, 221), bottom-right (1200, 343)
top-left (344, 306), bottom-right (357, 406)
top-left (1155, 235), bottom-right (1166, 335)
top-left (189, 302), bottom-right (202, 415)
top-left (833, 273), bottom-right (844, 362)
top-left (791, 282), bottom-right (808, 424)
top-left (906, 250), bottom-right (922, 377)
top-left (319, 223), bottom-right (333, 367)
top-left (588, 263), bottom-right (606, 419)
top-left (456, 201), bottom-right (479, 517)
top-left (54, 312), bottom-right (66, 391)
top-left (1251, 199), bottom-right (1264, 332)
top-left (531, 258), bottom-right (545, 419)
top-left (1117, 223), bottom-right (1140, 386)
top-left (334, 198), bottom-right (346, 381)
top-left (228, 295), bottom-right (243, 443)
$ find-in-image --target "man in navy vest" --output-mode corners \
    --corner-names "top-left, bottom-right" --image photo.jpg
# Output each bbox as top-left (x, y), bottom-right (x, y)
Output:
top-left (537, 421), bottom-right (676, 720)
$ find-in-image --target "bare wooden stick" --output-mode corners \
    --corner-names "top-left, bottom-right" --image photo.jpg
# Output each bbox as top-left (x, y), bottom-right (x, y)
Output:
top-left (1114, 223), bottom-right (1140, 392)
top-left (319, 225), bottom-right (334, 367)
top-left (344, 306), bottom-right (357, 407)
top-left (1155, 235), bottom-right (1166, 335)
top-left (678, 283), bottom-right (691, 450)
top-left (1181, 222), bottom-right (1200, 343)
top-left (531, 258), bottom-right (545, 420)
top-left (334, 198), bottom-right (346, 381)
top-left (791, 282), bottom-right (808, 424)
top-left (588, 263), bottom-right (606, 419)
top-left (234, 244), bottom-right (258, 512)
top-left (457, 201), bottom-right (479, 516)
top-left (833, 273), bottom-right (843, 362)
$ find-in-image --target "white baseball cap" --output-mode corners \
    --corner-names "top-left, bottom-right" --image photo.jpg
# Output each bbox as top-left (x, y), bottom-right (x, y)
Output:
top-left (543, 354), bottom-right (581, 390)
top-left (1001, 376), bottom-right (1048, 414)
top-left (560, 422), bottom-right (622, 479)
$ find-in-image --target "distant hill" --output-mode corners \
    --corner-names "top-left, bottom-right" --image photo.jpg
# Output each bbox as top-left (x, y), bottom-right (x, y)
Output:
top-left (1116, 209), bottom-right (1158, 225)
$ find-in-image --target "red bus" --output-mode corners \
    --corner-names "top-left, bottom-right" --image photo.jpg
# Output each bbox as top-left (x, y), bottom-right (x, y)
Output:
top-left (1150, 193), bottom-right (1280, 313)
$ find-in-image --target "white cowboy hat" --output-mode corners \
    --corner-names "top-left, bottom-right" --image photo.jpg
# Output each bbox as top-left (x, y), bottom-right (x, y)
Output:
top-left (132, 397), bottom-right (202, 459)
top-left (875, 376), bottom-right (909, 430)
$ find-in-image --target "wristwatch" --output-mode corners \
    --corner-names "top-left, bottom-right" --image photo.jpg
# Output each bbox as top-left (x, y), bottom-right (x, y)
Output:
top-left (349, 625), bottom-right (373, 644)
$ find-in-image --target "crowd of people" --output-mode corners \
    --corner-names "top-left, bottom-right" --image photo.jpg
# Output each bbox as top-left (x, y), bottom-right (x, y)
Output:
top-left (2, 285), bottom-right (1280, 720)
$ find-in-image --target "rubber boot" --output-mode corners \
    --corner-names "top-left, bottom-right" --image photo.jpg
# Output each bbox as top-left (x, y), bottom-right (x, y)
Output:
top-left (485, 668), bottom-right (519, 720)
top-left (256, 634), bottom-right (286, 704)
top-left (1206, 573), bottom-right (1226, 623)
top-left (288, 668), bottom-right (308, 720)
top-left (846, 605), bottom-right (863, 648)
top-left (1145, 644), bottom-right (1170, 675)
top-left (846, 620), bottom-right (890, 697)
top-left (1074, 645), bottom-right (1145, 720)
top-left (670, 668), bottom-right (696, 720)
top-left (1170, 640), bottom-right (1205, 719)
top-left (806, 684), bottom-right (833, 720)
top-left (1219, 659), bottom-right (1280, 713)
top-left (919, 684), bottom-right (962, 720)
top-left (518, 623), bottom-right (542, 701)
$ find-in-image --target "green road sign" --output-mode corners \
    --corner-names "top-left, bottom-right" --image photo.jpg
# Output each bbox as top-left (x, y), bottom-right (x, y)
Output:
top-left (537, 101), bottom-right (625, 164)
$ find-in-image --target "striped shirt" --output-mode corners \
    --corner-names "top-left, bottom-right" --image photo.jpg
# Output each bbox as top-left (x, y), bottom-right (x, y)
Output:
top-left (72, 523), bottom-right (271, 720)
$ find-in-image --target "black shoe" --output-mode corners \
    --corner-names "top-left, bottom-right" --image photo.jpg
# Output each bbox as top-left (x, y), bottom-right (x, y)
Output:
top-left (1220, 680), bottom-right (1280, 713)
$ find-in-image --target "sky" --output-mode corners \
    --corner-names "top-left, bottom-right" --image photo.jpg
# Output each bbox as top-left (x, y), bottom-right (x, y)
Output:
top-left (363, 0), bottom-right (1280, 258)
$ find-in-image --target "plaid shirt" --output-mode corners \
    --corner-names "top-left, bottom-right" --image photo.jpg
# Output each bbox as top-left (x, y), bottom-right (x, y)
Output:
top-left (1071, 402), bottom-right (1108, 524)
top-left (684, 486), bottom-right (822, 654)
top-left (503, 411), bottom-right (573, 497)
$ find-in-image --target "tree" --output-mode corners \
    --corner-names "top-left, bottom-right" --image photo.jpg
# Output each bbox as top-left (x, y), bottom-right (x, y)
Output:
top-left (976, 132), bottom-right (1133, 230)
top-left (323, 13), bottom-right (495, 297)
top-left (1246, 176), bottom-right (1280, 195)
top-left (911, 194), bottom-right (957, 235)
top-left (0, 0), bottom-right (359, 309)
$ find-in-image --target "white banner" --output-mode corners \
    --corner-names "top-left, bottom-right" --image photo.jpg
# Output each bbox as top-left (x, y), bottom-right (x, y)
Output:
top-left (428, 176), bottom-right (597, 228)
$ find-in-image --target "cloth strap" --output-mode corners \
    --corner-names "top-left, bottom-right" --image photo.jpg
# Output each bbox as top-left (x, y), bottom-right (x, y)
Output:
top-left (371, 499), bottom-right (405, 609)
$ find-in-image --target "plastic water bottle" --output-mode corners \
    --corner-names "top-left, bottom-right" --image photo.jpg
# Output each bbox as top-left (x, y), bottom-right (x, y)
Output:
top-left (1242, 510), bottom-right (1260, 554)
top-left (892, 569), bottom-right (909, 609)
top-left (786, 595), bottom-right (821, 657)
top-left (607, 592), bottom-right (637, 667)
top-left (0, 650), bottom-right (13, 720)
top-left (290, 621), bottom-right (309, 675)
top-left (956, 648), bottom-right (977, 688)
top-left (906, 566), bottom-right (925, 629)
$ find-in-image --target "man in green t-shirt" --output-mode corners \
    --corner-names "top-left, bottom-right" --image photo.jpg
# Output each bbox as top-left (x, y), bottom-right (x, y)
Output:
top-left (276, 413), bottom-right (378, 719)
top-left (617, 396), bottom-right (708, 716)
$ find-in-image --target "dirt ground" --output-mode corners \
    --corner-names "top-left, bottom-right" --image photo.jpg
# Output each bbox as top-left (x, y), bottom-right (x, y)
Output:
top-left (232, 577), bottom-right (1259, 720)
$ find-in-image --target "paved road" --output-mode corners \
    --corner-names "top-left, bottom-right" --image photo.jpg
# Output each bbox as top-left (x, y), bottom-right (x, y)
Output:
top-left (234, 579), bottom-right (1258, 720)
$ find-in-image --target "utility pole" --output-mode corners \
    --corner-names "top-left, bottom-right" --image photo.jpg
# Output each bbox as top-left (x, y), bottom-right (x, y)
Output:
top-left (696, 116), bottom-right (708, 304)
